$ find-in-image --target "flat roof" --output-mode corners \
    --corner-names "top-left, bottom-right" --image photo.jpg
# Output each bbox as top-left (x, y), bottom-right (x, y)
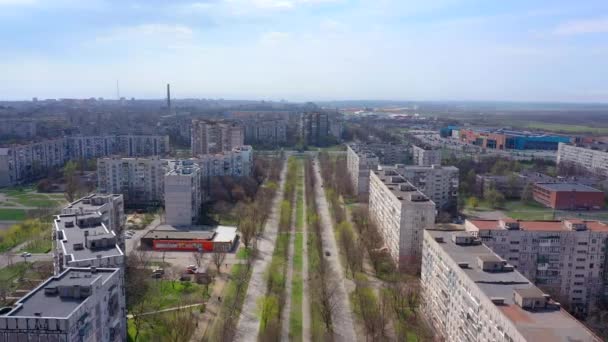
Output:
top-left (535, 182), bottom-right (601, 192)
top-left (62, 194), bottom-right (121, 213)
top-left (6, 268), bottom-right (118, 318)
top-left (372, 168), bottom-right (434, 204)
top-left (55, 214), bottom-right (123, 261)
top-left (213, 226), bottom-right (238, 243)
top-left (468, 219), bottom-right (608, 233)
top-left (142, 224), bottom-right (238, 241)
top-left (427, 230), bottom-right (601, 342)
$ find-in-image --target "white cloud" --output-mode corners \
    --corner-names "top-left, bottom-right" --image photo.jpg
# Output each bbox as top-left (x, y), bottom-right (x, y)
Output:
top-left (260, 31), bottom-right (290, 45)
top-left (554, 17), bottom-right (608, 35)
top-left (96, 24), bottom-right (194, 44)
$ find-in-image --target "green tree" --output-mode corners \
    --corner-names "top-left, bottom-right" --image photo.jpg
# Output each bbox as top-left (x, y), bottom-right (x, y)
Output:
top-left (521, 182), bottom-right (534, 203)
top-left (63, 161), bottom-right (80, 202)
top-left (467, 196), bottom-right (479, 209)
top-left (485, 188), bottom-right (505, 208)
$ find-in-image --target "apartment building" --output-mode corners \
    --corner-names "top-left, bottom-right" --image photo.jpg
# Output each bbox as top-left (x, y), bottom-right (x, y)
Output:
top-left (368, 168), bottom-right (436, 268)
top-left (412, 144), bottom-right (441, 166)
top-left (97, 157), bottom-right (166, 207)
top-left (366, 143), bottom-right (411, 164)
top-left (242, 119), bottom-right (288, 146)
top-left (300, 112), bottom-right (330, 146)
top-left (0, 119), bottom-right (36, 138)
top-left (164, 160), bottom-right (202, 226)
top-left (465, 218), bottom-right (608, 317)
top-left (191, 119), bottom-right (244, 156)
top-left (0, 138), bottom-right (68, 186)
top-left (394, 164), bottom-right (459, 212)
top-left (422, 230), bottom-right (600, 342)
top-left (198, 145), bottom-right (253, 179)
top-left (557, 142), bottom-right (608, 177)
top-left (0, 267), bottom-right (126, 342)
top-left (346, 144), bottom-right (379, 197)
top-left (68, 134), bottom-right (169, 160)
top-left (53, 213), bottom-right (125, 274)
top-left (61, 194), bottom-right (125, 247)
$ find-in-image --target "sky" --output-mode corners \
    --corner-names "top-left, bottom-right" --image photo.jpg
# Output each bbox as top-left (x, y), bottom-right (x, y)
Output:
top-left (1, 0), bottom-right (608, 102)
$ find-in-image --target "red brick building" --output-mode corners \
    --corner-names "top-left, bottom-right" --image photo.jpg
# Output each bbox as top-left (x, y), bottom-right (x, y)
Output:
top-left (532, 183), bottom-right (604, 210)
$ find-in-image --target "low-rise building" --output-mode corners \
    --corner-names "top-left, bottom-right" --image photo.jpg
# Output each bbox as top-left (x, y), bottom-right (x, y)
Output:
top-left (368, 168), bottom-right (436, 268)
top-left (422, 230), bottom-right (601, 342)
top-left (141, 225), bottom-right (238, 252)
top-left (346, 144), bottom-right (379, 198)
top-left (0, 267), bottom-right (126, 342)
top-left (164, 160), bottom-right (202, 226)
top-left (558, 142), bottom-right (608, 177)
top-left (412, 144), bottom-right (441, 166)
top-left (533, 183), bottom-right (604, 210)
top-left (465, 218), bottom-right (608, 317)
top-left (394, 164), bottom-right (459, 212)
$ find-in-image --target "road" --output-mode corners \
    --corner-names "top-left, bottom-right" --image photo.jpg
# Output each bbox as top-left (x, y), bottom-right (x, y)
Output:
top-left (0, 253), bottom-right (52, 269)
top-left (125, 217), bottom-right (160, 253)
top-left (234, 158), bottom-right (287, 342)
top-left (312, 156), bottom-right (357, 342)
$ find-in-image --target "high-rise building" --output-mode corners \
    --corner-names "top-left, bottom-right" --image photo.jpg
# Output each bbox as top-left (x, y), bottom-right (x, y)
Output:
top-left (242, 119), bottom-right (288, 146)
top-left (465, 218), bottom-right (608, 317)
top-left (394, 164), bottom-right (459, 212)
top-left (191, 119), bottom-right (244, 156)
top-left (68, 134), bottom-right (169, 160)
top-left (0, 138), bottom-right (68, 186)
top-left (97, 157), bottom-right (166, 207)
top-left (421, 230), bottom-right (601, 342)
top-left (0, 267), bottom-right (126, 342)
top-left (61, 194), bottom-right (125, 245)
top-left (346, 144), bottom-right (379, 198)
top-left (164, 160), bottom-right (202, 226)
top-left (412, 144), bottom-right (442, 166)
top-left (300, 112), bottom-right (330, 146)
top-left (198, 145), bottom-right (253, 178)
top-left (368, 168), bottom-right (436, 268)
top-left (557, 142), bottom-right (608, 177)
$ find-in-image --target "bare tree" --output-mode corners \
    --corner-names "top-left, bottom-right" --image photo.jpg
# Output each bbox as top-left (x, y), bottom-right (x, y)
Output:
top-left (212, 252), bottom-right (227, 274)
top-left (318, 278), bottom-right (340, 331)
top-left (160, 302), bottom-right (198, 342)
top-left (191, 250), bottom-right (203, 268)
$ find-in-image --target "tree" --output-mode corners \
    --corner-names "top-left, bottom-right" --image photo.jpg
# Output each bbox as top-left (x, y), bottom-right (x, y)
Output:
top-left (63, 161), bottom-right (81, 202)
top-left (522, 182), bottom-right (534, 202)
top-left (467, 196), bottom-right (479, 209)
top-left (159, 303), bottom-right (198, 342)
top-left (212, 252), bottom-right (227, 274)
top-left (485, 188), bottom-right (505, 208)
top-left (318, 278), bottom-right (340, 331)
top-left (191, 250), bottom-right (203, 268)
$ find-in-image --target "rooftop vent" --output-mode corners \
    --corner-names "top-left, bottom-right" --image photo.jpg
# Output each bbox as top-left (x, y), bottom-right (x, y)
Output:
top-left (73, 243), bottom-right (84, 251)
top-left (457, 262), bottom-right (469, 269)
top-left (499, 219), bottom-right (520, 230)
top-left (64, 221), bottom-right (74, 228)
top-left (399, 184), bottom-right (417, 192)
top-left (565, 220), bottom-right (587, 231)
top-left (434, 237), bottom-right (444, 243)
top-left (490, 297), bottom-right (505, 305)
top-left (451, 234), bottom-right (481, 246)
top-left (44, 287), bottom-right (58, 296)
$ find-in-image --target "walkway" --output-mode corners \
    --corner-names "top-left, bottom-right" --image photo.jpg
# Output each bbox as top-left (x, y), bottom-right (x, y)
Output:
top-left (234, 158), bottom-right (287, 342)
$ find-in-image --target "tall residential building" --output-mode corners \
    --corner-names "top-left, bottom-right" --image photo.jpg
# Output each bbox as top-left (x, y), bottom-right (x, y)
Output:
top-left (465, 218), bottom-right (608, 317)
top-left (0, 138), bottom-right (68, 186)
top-left (0, 119), bottom-right (36, 138)
top-left (242, 119), bottom-right (288, 146)
top-left (346, 144), bottom-right (379, 198)
top-left (61, 194), bottom-right (125, 245)
top-left (164, 160), bottom-right (202, 226)
top-left (97, 157), bottom-right (166, 207)
top-left (191, 119), bottom-right (244, 156)
top-left (68, 134), bottom-right (170, 160)
top-left (394, 164), bottom-right (459, 212)
top-left (422, 230), bottom-right (601, 342)
top-left (557, 142), bottom-right (608, 177)
top-left (366, 143), bottom-right (411, 164)
top-left (412, 144), bottom-right (442, 166)
top-left (368, 168), bottom-right (436, 267)
top-left (300, 112), bottom-right (330, 146)
top-left (198, 145), bottom-right (253, 178)
top-left (0, 267), bottom-right (126, 342)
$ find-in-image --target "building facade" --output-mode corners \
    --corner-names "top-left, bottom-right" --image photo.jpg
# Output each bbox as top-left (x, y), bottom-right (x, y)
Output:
top-left (242, 119), bottom-right (288, 146)
top-left (422, 230), bottom-right (601, 342)
top-left (0, 138), bottom-right (68, 187)
top-left (460, 128), bottom-right (571, 150)
top-left (394, 164), bottom-right (459, 212)
top-left (0, 267), bottom-right (126, 342)
top-left (412, 144), bottom-right (441, 166)
top-left (557, 142), bottom-right (608, 177)
top-left (300, 112), bottom-right (330, 146)
top-left (368, 168), bottom-right (436, 268)
top-left (346, 144), bottom-right (379, 198)
top-left (61, 194), bottom-right (125, 247)
top-left (97, 157), bottom-right (166, 207)
top-left (191, 119), bottom-right (244, 156)
top-left (465, 218), bottom-right (608, 317)
top-left (164, 160), bottom-right (202, 226)
top-left (532, 183), bottom-right (604, 210)
top-left (198, 145), bottom-right (253, 179)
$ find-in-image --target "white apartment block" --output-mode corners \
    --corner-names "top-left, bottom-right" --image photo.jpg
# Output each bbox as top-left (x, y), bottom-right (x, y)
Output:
top-left (394, 164), bottom-right (459, 211)
top-left (62, 194), bottom-right (126, 247)
top-left (557, 142), bottom-right (608, 177)
top-left (412, 144), bottom-right (442, 166)
top-left (346, 144), bottom-right (379, 197)
top-left (0, 119), bottom-right (36, 138)
top-left (242, 119), bottom-right (287, 145)
top-left (164, 160), bottom-right (202, 226)
top-left (97, 157), bottom-right (165, 207)
top-left (198, 145), bottom-right (253, 179)
top-left (0, 138), bottom-right (68, 187)
top-left (368, 168), bottom-right (436, 268)
top-left (422, 230), bottom-right (600, 342)
top-left (466, 218), bottom-right (608, 317)
top-left (191, 119), bottom-right (244, 156)
top-left (0, 267), bottom-right (126, 342)
top-left (53, 213), bottom-right (125, 274)
top-left (68, 134), bottom-right (170, 160)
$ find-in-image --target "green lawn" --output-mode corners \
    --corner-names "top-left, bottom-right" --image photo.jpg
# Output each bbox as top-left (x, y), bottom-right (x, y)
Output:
top-left (289, 232), bottom-right (304, 341)
top-left (236, 247), bottom-right (251, 260)
top-left (503, 201), bottom-right (554, 220)
top-left (14, 198), bottom-right (60, 208)
top-left (0, 209), bottom-right (26, 221)
top-left (524, 122), bottom-right (608, 134)
top-left (0, 202), bottom-right (17, 207)
top-left (20, 238), bottom-right (52, 253)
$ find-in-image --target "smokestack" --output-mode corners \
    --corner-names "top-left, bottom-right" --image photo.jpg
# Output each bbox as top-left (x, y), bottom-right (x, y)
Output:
top-left (166, 83), bottom-right (171, 113)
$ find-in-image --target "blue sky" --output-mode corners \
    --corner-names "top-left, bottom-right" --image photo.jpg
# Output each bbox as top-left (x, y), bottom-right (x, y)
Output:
top-left (1, 0), bottom-right (608, 102)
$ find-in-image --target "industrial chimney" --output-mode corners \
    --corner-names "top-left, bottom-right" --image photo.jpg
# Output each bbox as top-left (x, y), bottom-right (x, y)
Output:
top-left (166, 83), bottom-right (171, 113)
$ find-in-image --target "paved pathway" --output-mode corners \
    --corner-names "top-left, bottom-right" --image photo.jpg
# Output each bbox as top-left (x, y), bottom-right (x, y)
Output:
top-left (234, 158), bottom-right (287, 342)
top-left (312, 157), bottom-right (357, 342)
top-left (127, 302), bottom-right (205, 319)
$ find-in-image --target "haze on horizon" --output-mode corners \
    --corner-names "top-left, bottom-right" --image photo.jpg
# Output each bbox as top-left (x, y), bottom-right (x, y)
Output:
top-left (1, 0), bottom-right (608, 103)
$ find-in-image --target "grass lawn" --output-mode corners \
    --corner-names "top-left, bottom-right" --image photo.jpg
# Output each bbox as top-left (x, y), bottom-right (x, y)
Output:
top-left (0, 262), bottom-right (29, 283)
top-left (20, 238), bottom-right (52, 253)
top-left (0, 209), bottom-right (26, 221)
top-left (14, 198), bottom-right (59, 208)
top-left (147, 281), bottom-right (205, 309)
top-left (236, 247), bottom-right (251, 260)
top-left (0, 202), bottom-right (17, 207)
top-left (503, 200), bottom-right (554, 220)
top-left (524, 122), bottom-right (608, 135)
top-left (289, 232), bottom-right (304, 341)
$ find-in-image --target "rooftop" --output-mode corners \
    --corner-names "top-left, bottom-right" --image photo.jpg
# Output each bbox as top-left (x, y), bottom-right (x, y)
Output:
top-left (427, 230), bottom-right (601, 342)
top-left (467, 218), bottom-right (608, 233)
top-left (535, 182), bottom-right (601, 192)
top-left (55, 214), bottom-right (123, 262)
top-left (62, 194), bottom-right (122, 214)
top-left (372, 168), bottom-right (434, 204)
top-left (142, 224), bottom-right (238, 242)
top-left (5, 268), bottom-right (118, 318)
